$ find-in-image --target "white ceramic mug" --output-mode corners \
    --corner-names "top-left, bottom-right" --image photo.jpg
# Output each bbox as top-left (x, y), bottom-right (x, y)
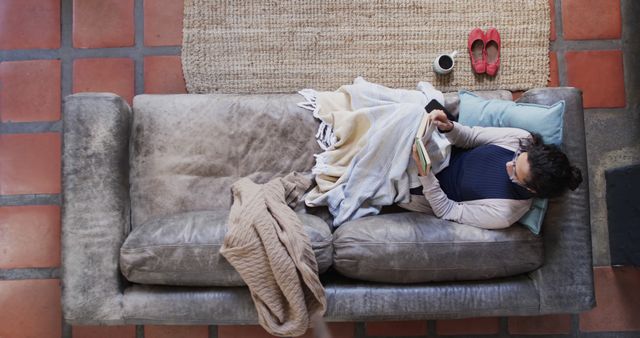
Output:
top-left (433, 51), bottom-right (458, 75)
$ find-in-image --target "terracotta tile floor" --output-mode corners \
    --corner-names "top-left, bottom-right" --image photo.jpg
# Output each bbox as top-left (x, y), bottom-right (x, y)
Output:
top-left (1, 1), bottom-right (638, 338)
top-left (72, 0), bottom-right (135, 48)
top-left (366, 320), bottom-right (429, 336)
top-left (72, 325), bottom-right (136, 338)
top-left (436, 317), bottom-right (500, 336)
top-left (0, 0), bottom-right (61, 50)
top-left (562, 0), bottom-right (622, 40)
top-left (143, 0), bottom-right (184, 47)
top-left (0, 60), bottom-right (61, 122)
top-left (72, 57), bottom-right (136, 104)
top-left (0, 205), bottom-right (61, 269)
top-left (143, 56), bottom-right (187, 94)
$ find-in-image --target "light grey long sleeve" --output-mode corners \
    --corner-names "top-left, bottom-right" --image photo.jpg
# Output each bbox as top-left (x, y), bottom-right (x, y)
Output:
top-left (415, 173), bottom-right (531, 229)
top-left (399, 123), bottom-right (533, 229)
top-left (444, 121), bottom-right (531, 150)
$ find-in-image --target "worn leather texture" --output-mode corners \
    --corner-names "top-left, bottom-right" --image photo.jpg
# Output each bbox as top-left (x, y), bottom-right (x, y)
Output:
top-left (129, 94), bottom-right (322, 228)
top-left (120, 210), bottom-right (333, 286)
top-left (518, 88), bottom-right (595, 313)
top-left (333, 212), bottom-right (543, 283)
top-left (62, 88), bottom-right (595, 324)
top-left (62, 93), bottom-right (131, 324)
top-left (122, 273), bottom-right (539, 323)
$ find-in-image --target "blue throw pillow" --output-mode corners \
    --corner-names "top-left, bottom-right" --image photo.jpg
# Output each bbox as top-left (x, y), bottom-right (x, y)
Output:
top-left (457, 90), bottom-right (566, 235)
top-left (518, 198), bottom-right (548, 235)
top-left (458, 90), bottom-right (564, 145)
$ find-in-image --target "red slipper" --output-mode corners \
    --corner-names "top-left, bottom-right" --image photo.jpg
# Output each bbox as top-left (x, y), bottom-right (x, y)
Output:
top-left (486, 28), bottom-right (501, 76)
top-left (468, 28), bottom-right (486, 74)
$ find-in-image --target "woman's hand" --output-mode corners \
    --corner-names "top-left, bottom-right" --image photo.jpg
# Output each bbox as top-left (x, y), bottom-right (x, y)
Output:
top-left (412, 144), bottom-right (429, 176)
top-left (429, 109), bottom-right (454, 132)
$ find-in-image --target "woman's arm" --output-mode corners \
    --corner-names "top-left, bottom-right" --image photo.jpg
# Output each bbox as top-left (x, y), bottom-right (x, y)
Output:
top-left (418, 172), bottom-right (532, 229)
top-left (429, 110), bottom-right (530, 150)
top-left (445, 122), bottom-right (531, 150)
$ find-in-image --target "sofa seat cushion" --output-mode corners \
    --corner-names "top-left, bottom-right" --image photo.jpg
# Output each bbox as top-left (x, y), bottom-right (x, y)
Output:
top-left (333, 212), bottom-right (543, 283)
top-left (120, 210), bottom-right (333, 286)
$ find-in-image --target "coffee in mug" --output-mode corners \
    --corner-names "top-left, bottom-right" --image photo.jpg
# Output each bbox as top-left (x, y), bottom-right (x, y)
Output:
top-left (433, 51), bottom-right (458, 75)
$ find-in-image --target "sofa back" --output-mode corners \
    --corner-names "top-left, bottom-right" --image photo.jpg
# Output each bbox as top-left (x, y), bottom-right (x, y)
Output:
top-left (129, 94), bottom-right (322, 228)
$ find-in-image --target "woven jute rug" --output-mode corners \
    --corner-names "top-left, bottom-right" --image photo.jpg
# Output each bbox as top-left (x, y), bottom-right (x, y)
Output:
top-left (182, 0), bottom-right (550, 93)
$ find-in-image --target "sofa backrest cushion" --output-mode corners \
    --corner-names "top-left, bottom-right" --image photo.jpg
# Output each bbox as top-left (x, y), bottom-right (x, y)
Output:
top-left (129, 90), bottom-right (511, 228)
top-left (130, 94), bottom-right (322, 227)
top-left (120, 210), bottom-right (333, 286)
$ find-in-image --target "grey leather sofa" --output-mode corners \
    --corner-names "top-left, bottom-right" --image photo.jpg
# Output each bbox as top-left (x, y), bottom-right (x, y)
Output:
top-left (61, 88), bottom-right (595, 325)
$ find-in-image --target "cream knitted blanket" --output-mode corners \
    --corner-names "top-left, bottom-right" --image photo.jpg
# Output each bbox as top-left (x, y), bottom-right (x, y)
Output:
top-left (220, 172), bottom-right (326, 337)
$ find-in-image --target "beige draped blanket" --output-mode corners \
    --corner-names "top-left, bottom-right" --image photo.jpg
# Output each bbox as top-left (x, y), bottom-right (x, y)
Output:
top-left (220, 172), bottom-right (326, 337)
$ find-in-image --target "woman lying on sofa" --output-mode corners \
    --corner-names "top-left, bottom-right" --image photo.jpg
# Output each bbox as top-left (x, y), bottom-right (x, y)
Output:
top-left (399, 109), bottom-right (582, 229)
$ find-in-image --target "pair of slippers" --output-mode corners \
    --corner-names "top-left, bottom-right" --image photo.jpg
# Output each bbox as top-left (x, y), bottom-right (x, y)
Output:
top-left (468, 28), bottom-right (501, 76)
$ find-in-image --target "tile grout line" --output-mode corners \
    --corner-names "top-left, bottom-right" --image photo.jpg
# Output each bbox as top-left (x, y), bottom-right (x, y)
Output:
top-left (0, 46), bottom-right (181, 62)
top-left (571, 313), bottom-right (580, 337)
top-left (134, 0), bottom-right (145, 96)
top-left (620, 0), bottom-right (637, 111)
top-left (499, 316), bottom-right (509, 337)
top-left (427, 319), bottom-right (437, 336)
top-left (0, 268), bottom-right (60, 280)
top-left (551, 40), bottom-right (623, 52)
top-left (0, 49), bottom-right (61, 61)
top-left (136, 325), bottom-right (145, 338)
top-left (61, 0), bottom-right (73, 101)
top-left (0, 121), bottom-right (62, 134)
top-left (0, 194), bottom-right (61, 206)
top-left (355, 321), bottom-right (366, 338)
top-left (553, 0), bottom-right (568, 88)
top-left (584, 108), bottom-right (627, 114)
top-left (62, 319), bottom-right (72, 338)
top-left (208, 325), bottom-right (218, 338)
top-left (60, 1), bottom-right (73, 336)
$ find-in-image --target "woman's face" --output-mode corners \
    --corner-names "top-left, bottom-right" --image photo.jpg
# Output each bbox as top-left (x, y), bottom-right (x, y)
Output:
top-left (506, 151), bottom-right (533, 188)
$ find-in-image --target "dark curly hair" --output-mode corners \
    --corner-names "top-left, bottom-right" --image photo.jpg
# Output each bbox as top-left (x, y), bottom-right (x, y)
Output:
top-left (520, 133), bottom-right (583, 198)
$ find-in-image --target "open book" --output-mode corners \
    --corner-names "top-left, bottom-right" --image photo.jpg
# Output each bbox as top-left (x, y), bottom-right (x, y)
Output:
top-left (415, 112), bottom-right (436, 175)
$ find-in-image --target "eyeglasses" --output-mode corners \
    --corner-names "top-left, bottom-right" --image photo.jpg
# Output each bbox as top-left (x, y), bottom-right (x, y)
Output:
top-left (508, 149), bottom-right (537, 193)
top-left (508, 149), bottom-right (524, 185)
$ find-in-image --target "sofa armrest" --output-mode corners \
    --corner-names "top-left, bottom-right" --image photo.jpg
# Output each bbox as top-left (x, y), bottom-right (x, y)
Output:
top-left (62, 93), bottom-right (132, 324)
top-left (517, 87), bottom-right (596, 313)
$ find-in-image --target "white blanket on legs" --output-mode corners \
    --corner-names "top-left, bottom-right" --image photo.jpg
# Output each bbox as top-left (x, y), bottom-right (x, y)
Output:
top-left (298, 77), bottom-right (451, 227)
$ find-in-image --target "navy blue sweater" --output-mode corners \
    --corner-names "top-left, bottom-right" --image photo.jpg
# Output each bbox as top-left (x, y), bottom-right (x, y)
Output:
top-left (411, 144), bottom-right (532, 201)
